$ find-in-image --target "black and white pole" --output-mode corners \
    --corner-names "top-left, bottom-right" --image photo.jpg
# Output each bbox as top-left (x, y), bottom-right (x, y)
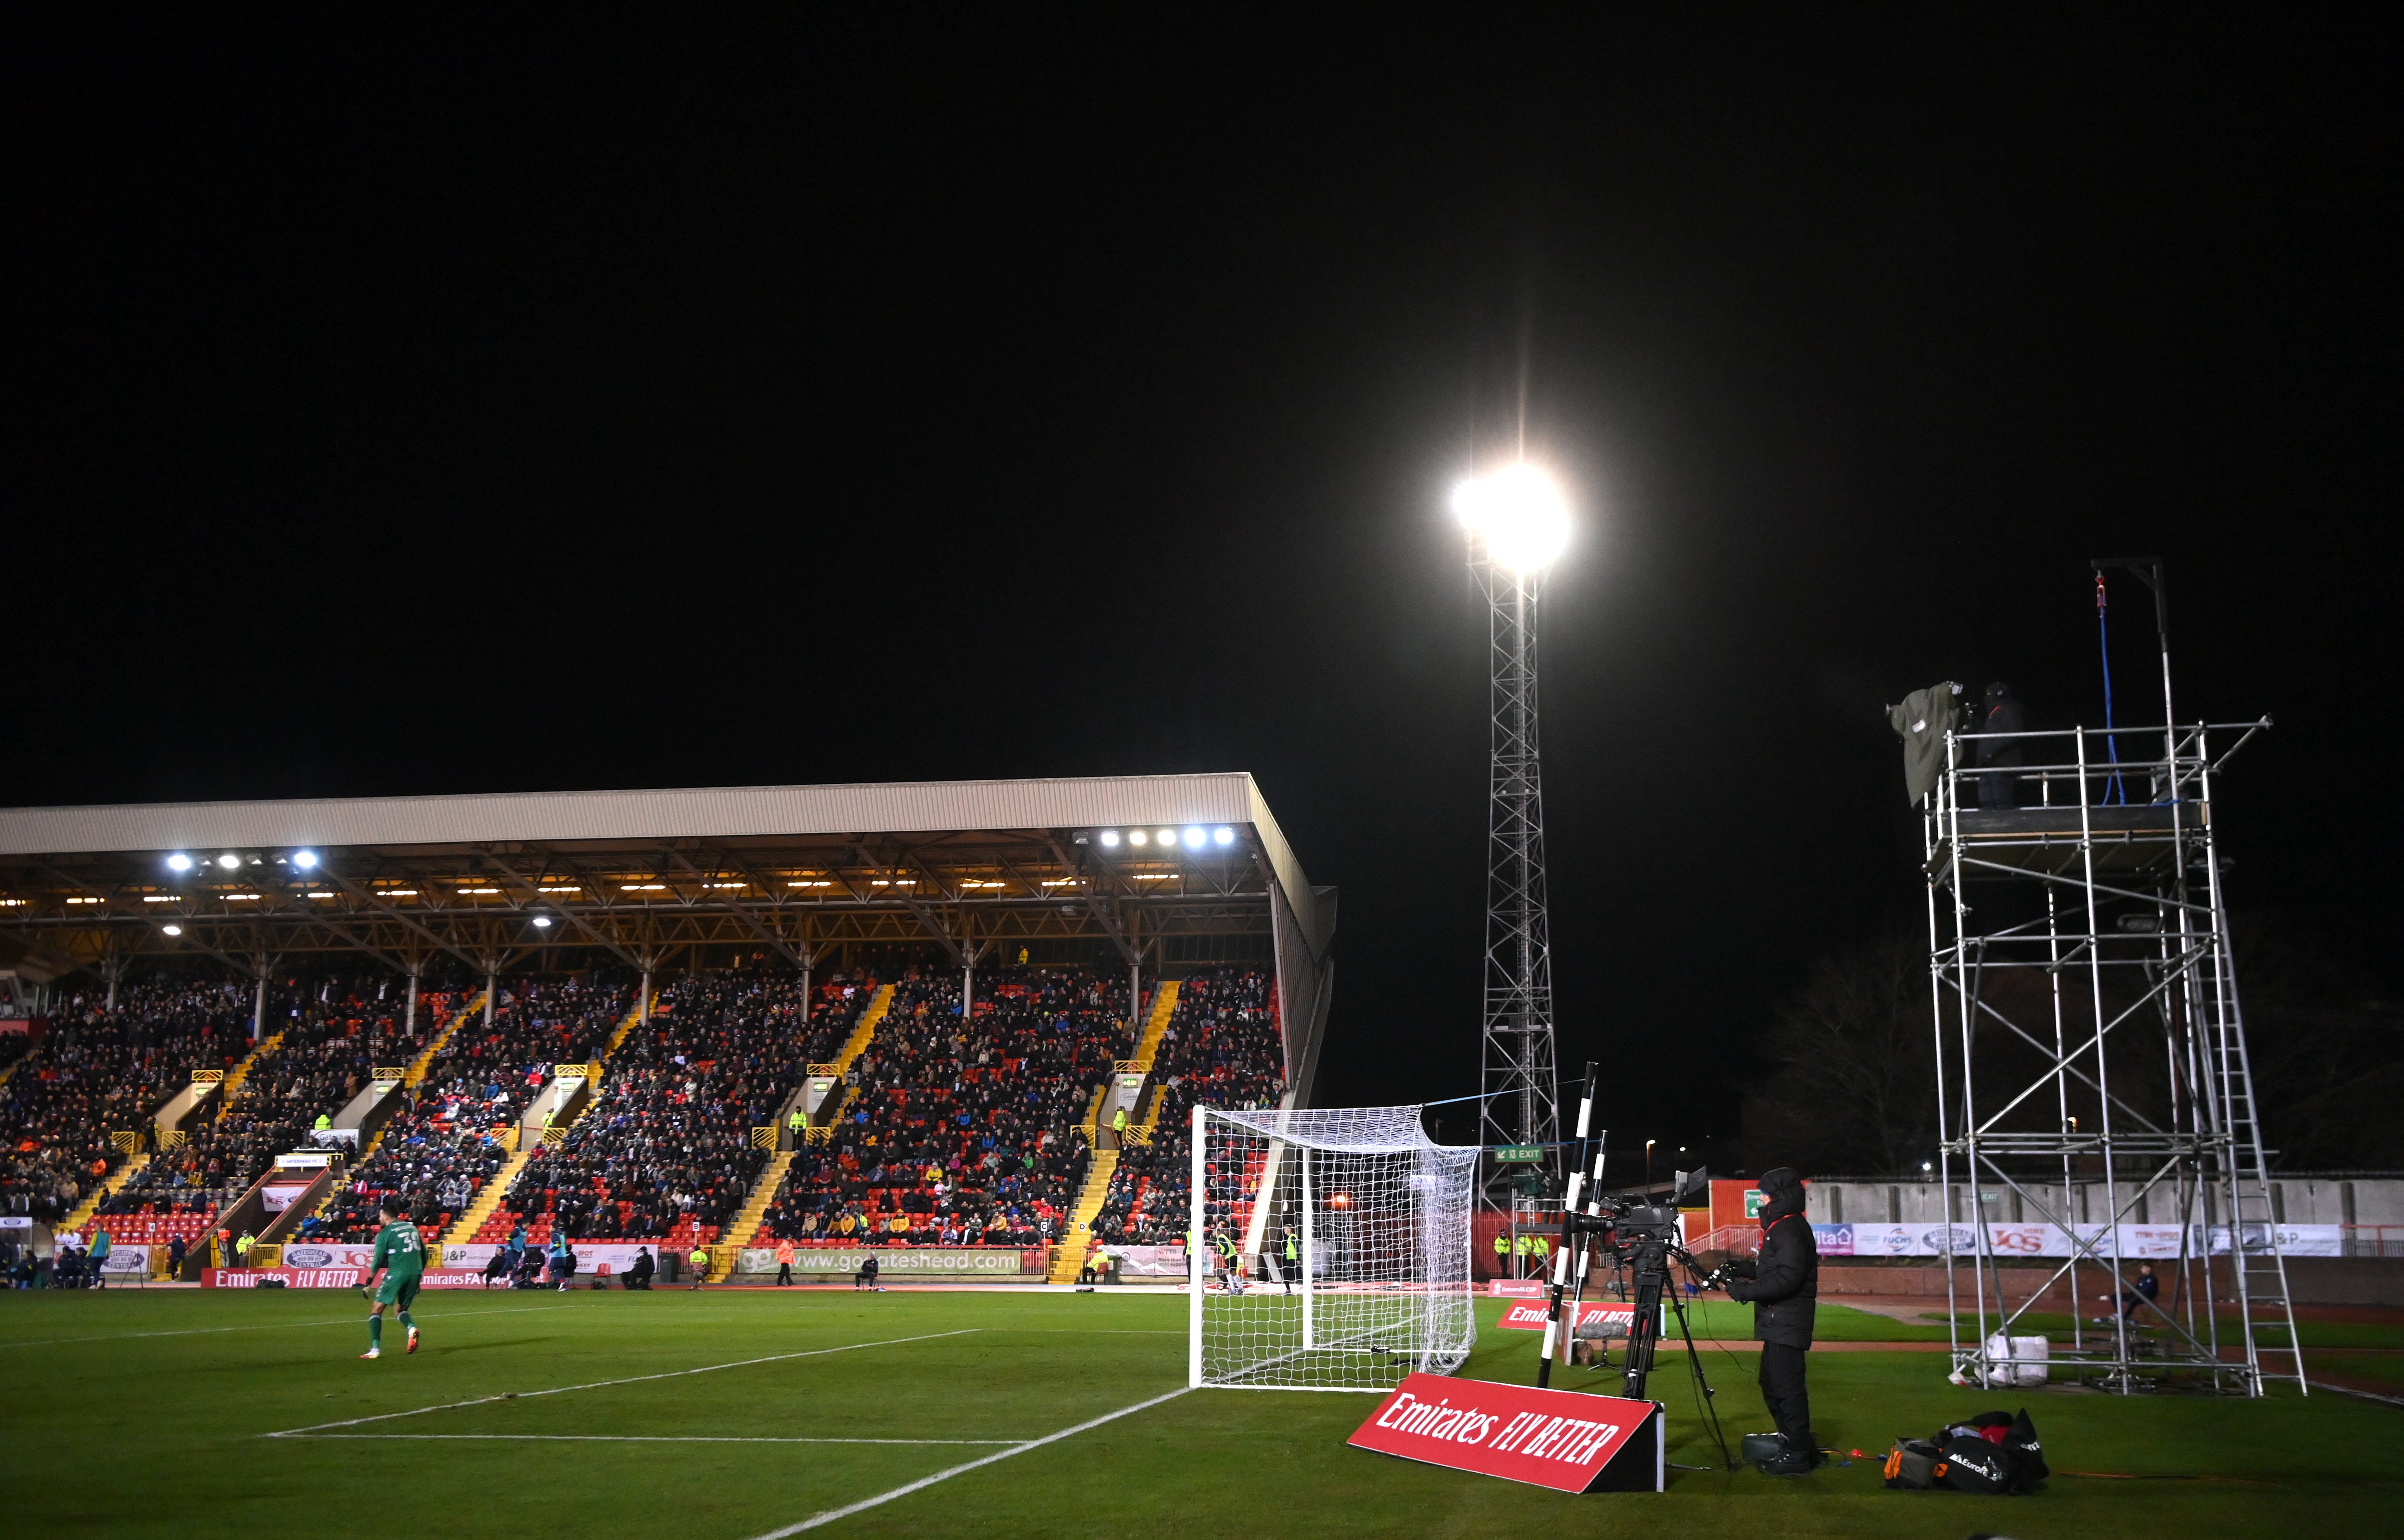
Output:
top-left (1537, 1060), bottom-right (1601, 1388)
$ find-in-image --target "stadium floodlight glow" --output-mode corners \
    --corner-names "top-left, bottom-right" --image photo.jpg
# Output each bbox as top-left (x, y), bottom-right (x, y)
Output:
top-left (532, 915), bottom-right (554, 929)
top-left (161, 923), bottom-right (183, 936)
top-left (1156, 828), bottom-right (1177, 846)
top-left (292, 850), bottom-right (319, 869)
top-left (165, 853), bottom-right (193, 872)
top-left (1128, 830), bottom-right (1148, 846)
top-left (215, 852), bottom-right (242, 871)
top-left (1212, 826), bottom-right (1234, 846)
top-left (1452, 461), bottom-right (1571, 574)
top-left (1182, 827), bottom-right (1205, 849)
top-left (1100, 829), bottom-right (1120, 847)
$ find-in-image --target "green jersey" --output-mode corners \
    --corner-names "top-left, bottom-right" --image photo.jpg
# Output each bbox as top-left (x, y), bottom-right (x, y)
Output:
top-left (372, 1219), bottom-right (426, 1281)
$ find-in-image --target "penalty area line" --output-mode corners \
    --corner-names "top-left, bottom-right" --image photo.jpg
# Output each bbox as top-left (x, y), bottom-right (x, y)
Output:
top-left (259, 1329), bottom-right (981, 1438)
top-left (741, 1385), bottom-right (1192, 1538)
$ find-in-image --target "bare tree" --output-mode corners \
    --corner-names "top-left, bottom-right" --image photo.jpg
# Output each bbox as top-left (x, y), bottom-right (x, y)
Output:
top-left (1742, 935), bottom-right (1937, 1176)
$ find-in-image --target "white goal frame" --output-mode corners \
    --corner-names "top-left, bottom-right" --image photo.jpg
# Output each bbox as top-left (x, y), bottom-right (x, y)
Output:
top-left (1187, 1103), bottom-right (1477, 1392)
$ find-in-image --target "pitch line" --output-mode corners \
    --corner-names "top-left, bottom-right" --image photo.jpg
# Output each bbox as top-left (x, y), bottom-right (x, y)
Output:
top-left (293, 1434), bottom-right (1026, 1445)
top-left (741, 1385), bottom-right (1193, 1538)
top-left (0, 1304), bottom-right (574, 1351)
top-left (260, 1329), bottom-right (980, 1438)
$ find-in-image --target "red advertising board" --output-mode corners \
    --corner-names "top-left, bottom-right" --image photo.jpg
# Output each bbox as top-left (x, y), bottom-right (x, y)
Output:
top-left (205, 1267), bottom-right (490, 1289)
top-left (1494, 1300), bottom-right (1635, 1334)
top-left (1349, 1373), bottom-right (1663, 1493)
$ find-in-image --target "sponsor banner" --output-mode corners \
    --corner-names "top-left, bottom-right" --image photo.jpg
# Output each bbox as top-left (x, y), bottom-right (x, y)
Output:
top-left (1495, 1300), bottom-right (1635, 1334)
top-left (1833, 1221), bottom-right (2346, 1259)
top-left (0, 1215), bottom-right (32, 1229)
top-left (261, 1184), bottom-right (313, 1215)
top-left (307, 1128), bottom-right (361, 1149)
top-left (206, 1267), bottom-right (489, 1289)
top-left (734, 1246), bottom-right (1047, 1277)
top-left (1485, 1279), bottom-right (1546, 1299)
top-left (1098, 1244), bottom-right (1188, 1278)
top-left (437, 1243), bottom-right (664, 1276)
top-left (98, 1246), bottom-right (152, 1275)
top-left (1350, 1374), bottom-right (1662, 1493)
top-left (275, 1151), bottom-right (337, 1170)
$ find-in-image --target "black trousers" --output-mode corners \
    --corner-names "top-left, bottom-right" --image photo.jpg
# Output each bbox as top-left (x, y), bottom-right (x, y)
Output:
top-left (1757, 1342), bottom-right (1814, 1447)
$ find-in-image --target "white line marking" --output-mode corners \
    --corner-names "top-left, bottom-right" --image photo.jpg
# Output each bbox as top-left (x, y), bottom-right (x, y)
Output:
top-left (742, 1385), bottom-right (1192, 1538)
top-left (290, 1434), bottom-right (1027, 1445)
top-left (259, 1329), bottom-right (979, 1438)
top-left (0, 1304), bottom-right (573, 1351)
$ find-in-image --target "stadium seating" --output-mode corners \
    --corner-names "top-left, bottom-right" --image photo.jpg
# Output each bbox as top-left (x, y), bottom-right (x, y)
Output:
top-left (0, 979), bottom-right (258, 1224)
top-left (1090, 968), bottom-right (1284, 1245)
top-left (478, 968), bottom-right (873, 1245)
top-left (319, 975), bottom-right (633, 1240)
top-left (104, 980), bottom-right (432, 1219)
top-left (757, 966), bottom-right (1136, 1247)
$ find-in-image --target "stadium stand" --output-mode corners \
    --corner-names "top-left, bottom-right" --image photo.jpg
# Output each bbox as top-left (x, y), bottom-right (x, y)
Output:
top-left (756, 966), bottom-right (1135, 1247)
top-left (98, 980), bottom-right (433, 1245)
top-left (0, 979), bottom-right (256, 1224)
top-left (1091, 967), bottom-right (1284, 1245)
top-left (480, 967), bottom-right (874, 1251)
top-left (319, 975), bottom-right (632, 1240)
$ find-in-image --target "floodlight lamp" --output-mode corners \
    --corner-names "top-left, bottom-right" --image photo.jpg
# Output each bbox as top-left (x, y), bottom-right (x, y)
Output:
top-left (1100, 830), bottom-right (1120, 847)
top-left (1182, 827), bottom-right (1205, 849)
top-left (216, 853), bottom-right (242, 871)
top-left (532, 915), bottom-right (554, 929)
top-left (1156, 829), bottom-right (1176, 846)
top-left (1212, 827), bottom-right (1234, 846)
top-left (166, 853), bottom-right (193, 872)
top-left (1452, 462), bottom-right (1572, 573)
top-left (1128, 830), bottom-right (1147, 846)
top-left (293, 850), bottom-right (319, 869)
top-left (161, 924), bottom-right (183, 936)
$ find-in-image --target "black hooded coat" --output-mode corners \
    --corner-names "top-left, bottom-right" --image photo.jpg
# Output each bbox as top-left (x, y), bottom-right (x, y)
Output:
top-left (1725, 1168), bottom-right (1817, 1349)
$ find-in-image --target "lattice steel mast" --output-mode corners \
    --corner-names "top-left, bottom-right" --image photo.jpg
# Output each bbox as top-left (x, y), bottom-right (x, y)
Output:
top-left (1454, 465), bottom-right (1572, 1177)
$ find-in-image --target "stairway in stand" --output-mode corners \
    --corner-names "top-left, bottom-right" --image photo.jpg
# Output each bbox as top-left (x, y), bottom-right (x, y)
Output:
top-left (706, 1150), bottom-right (796, 1281)
top-left (403, 988), bottom-right (487, 1088)
top-left (211, 1031), bottom-right (286, 1123)
top-left (811, 984), bottom-right (895, 1129)
top-left (57, 1154), bottom-right (152, 1236)
top-left (443, 1142), bottom-right (536, 1246)
top-left (1128, 980), bottom-right (1179, 1071)
top-left (1046, 1149), bottom-right (1120, 1284)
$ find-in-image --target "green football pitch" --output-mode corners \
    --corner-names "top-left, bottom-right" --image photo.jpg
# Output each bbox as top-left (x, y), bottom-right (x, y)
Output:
top-left (3, 1287), bottom-right (2394, 1537)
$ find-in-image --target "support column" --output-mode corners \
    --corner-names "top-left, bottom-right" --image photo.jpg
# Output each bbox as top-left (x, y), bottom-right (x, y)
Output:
top-left (252, 972), bottom-right (267, 1042)
top-left (640, 964), bottom-right (653, 1028)
top-left (484, 966), bottom-right (497, 1029)
top-left (404, 966), bottom-right (421, 1040)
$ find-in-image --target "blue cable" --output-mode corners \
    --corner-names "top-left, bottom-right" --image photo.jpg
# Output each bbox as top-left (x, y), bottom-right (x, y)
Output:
top-left (2097, 576), bottom-right (2128, 805)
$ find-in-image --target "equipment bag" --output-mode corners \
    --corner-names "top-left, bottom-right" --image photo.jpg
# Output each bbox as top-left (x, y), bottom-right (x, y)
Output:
top-left (1935, 1433), bottom-right (2018, 1495)
top-left (1882, 1438), bottom-right (1942, 1489)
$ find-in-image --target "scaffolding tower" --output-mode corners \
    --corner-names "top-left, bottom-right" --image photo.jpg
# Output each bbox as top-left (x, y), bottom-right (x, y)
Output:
top-left (1923, 561), bottom-right (2300, 1395)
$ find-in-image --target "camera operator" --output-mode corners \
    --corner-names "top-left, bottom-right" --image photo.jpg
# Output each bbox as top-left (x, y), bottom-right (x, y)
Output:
top-left (1718, 1166), bottom-right (1819, 1475)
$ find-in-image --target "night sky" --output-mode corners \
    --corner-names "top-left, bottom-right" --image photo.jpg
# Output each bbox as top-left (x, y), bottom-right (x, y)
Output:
top-left (9, 15), bottom-right (2395, 1158)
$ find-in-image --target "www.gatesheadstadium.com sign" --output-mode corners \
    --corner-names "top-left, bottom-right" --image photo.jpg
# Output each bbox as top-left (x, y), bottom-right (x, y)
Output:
top-left (737, 1246), bottom-right (1050, 1277)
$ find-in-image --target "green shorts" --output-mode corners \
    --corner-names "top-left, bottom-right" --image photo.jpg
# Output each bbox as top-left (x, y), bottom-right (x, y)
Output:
top-left (375, 1274), bottom-right (421, 1310)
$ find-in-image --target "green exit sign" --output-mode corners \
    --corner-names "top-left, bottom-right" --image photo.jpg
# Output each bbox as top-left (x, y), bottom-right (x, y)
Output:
top-left (1490, 1145), bottom-right (1545, 1164)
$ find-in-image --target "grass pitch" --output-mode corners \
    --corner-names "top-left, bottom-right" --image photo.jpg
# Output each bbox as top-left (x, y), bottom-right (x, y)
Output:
top-left (3, 1286), bottom-right (2394, 1538)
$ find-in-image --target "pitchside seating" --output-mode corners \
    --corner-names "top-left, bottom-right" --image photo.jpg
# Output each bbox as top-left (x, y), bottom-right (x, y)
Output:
top-left (477, 969), bottom-right (873, 1248)
top-left (757, 966), bottom-right (1135, 1246)
top-left (0, 979), bottom-right (258, 1224)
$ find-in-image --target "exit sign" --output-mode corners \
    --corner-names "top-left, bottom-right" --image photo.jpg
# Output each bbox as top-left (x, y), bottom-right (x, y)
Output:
top-left (1490, 1145), bottom-right (1545, 1164)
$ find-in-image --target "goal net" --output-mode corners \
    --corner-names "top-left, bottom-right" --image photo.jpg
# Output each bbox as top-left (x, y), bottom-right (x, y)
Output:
top-left (1189, 1103), bottom-right (1477, 1391)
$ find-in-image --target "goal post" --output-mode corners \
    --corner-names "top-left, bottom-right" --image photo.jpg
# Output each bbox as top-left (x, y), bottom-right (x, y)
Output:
top-left (1189, 1103), bottom-right (1477, 1391)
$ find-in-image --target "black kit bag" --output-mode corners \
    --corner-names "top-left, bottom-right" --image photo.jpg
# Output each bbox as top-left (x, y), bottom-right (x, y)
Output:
top-left (1934, 1434), bottom-right (2018, 1495)
top-left (1935, 1409), bottom-right (2048, 1495)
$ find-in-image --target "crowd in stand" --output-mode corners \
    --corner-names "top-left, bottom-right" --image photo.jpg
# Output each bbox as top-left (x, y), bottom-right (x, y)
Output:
top-left (0, 979), bottom-right (258, 1222)
top-left (757, 966), bottom-right (1135, 1246)
top-left (1090, 969), bottom-right (1283, 1246)
top-left (321, 975), bottom-right (631, 1240)
top-left (492, 968), bottom-right (870, 1244)
top-left (103, 979), bottom-right (434, 1218)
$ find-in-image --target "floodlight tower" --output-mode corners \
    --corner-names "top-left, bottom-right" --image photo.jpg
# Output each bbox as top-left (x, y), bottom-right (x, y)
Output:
top-left (1454, 464), bottom-right (1572, 1190)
